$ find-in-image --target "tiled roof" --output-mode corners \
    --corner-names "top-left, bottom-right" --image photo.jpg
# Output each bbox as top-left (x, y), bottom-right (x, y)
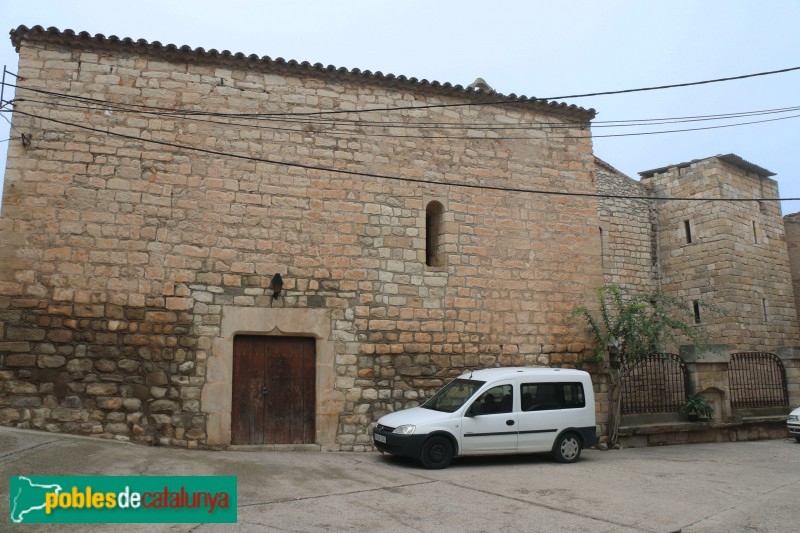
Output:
top-left (639, 153), bottom-right (775, 178)
top-left (9, 25), bottom-right (596, 120)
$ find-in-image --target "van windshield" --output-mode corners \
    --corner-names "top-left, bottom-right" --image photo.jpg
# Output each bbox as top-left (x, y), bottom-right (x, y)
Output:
top-left (422, 379), bottom-right (485, 413)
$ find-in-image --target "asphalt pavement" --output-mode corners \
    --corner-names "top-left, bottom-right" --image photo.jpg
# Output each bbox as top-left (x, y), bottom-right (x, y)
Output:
top-left (1, 426), bottom-right (799, 532)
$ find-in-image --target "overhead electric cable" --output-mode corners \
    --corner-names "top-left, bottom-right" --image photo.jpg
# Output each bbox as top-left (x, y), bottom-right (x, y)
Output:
top-left (159, 65), bottom-right (800, 117)
top-left (188, 65), bottom-right (800, 116)
top-left (6, 79), bottom-right (798, 128)
top-left (11, 108), bottom-right (799, 203)
top-left (5, 64), bottom-right (800, 118)
top-left (8, 95), bottom-right (800, 141)
top-left (8, 82), bottom-right (588, 127)
top-left (13, 92), bottom-right (800, 133)
top-left (593, 113), bottom-right (800, 138)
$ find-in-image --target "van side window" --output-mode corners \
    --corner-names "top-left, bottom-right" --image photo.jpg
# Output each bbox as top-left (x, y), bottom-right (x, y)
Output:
top-left (562, 383), bottom-right (585, 409)
top-left (521, 382), bottom-right (585, 411)
top-left (471, 384), bottom-right (513, 415)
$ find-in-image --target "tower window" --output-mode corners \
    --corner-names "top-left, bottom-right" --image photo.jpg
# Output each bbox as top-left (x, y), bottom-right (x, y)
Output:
top-left (752, 221), bottom-right (759, 244)
top-left (692, 300), bottom-right (701, 323)
top-left (599, 227), bottom-right (605, 268)
top-left (425, 201), bottom-right (445, 267)
top-left (684, 220), bottom-right (693, 244)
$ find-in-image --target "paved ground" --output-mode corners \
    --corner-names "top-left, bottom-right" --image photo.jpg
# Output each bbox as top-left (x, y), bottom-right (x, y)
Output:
top-left (1, 426), bottom-right (799, 532)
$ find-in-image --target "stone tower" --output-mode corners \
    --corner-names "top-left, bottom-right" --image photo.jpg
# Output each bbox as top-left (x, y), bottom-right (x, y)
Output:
top-left (639, 154), bottom-right (799, 351)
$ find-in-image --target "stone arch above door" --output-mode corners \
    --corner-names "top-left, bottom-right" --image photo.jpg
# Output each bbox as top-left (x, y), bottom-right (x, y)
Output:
top-left (202, 307), bottom-right (341, 447)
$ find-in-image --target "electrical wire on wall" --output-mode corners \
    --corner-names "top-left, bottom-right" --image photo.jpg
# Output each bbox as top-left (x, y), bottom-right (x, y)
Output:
top-left (8, 107), bottom-right (799, 203)
top-left (2, 63), bottom-right (800, 202)
top-left (6, 87), bottom-right (800, 141)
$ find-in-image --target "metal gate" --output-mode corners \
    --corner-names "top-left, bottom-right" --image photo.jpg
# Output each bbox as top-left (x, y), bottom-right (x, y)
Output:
top-left (621, 353), bottom-right (689, 414)
top-left (729, 352), bottom-right (788, 408)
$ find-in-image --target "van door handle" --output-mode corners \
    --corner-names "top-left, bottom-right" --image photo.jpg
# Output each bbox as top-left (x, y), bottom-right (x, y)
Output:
top-left (506, 420), bottom-right (515, 426)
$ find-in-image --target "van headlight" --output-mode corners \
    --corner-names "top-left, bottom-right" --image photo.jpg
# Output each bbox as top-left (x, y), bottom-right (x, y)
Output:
top-left (789, 415), bottom-right (799, 422)
top-left (393, 425), bottom-right (416, 435)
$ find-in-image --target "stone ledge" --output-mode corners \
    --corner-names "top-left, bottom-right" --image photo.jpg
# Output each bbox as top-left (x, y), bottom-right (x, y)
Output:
top-left (716, 414), bottom-right (789, 426)
top-left (620, 421), bottom-right (711, 436)
top-left (227, 444), bottom-right (322, 452)
top-left (620, 415), bottom-right (789, 436)
top-left (619, 417), bottom-right (789, 448)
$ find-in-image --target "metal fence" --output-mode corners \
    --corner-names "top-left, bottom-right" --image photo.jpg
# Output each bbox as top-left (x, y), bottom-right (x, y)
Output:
top-left (729, 352), bottom-right (789, 408)
top-left (621, 353), bottom-right (689, 415)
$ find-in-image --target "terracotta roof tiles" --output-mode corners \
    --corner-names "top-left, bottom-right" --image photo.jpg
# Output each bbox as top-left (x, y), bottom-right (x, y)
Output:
top-left (9, 25), bottom-right (596, 120)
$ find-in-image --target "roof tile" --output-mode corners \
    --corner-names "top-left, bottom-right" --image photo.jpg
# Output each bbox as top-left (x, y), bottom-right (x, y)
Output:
top-left (9, 24), bottom-right (596, 120)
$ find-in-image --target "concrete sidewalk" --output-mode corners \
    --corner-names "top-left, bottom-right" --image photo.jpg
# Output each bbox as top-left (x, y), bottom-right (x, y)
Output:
top-left (1, 426), bottom-right (799, 532)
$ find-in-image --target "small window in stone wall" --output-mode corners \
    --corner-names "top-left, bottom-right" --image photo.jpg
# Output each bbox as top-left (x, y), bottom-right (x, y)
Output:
top-left (684, 220), bottom-right (693, 244)
top-left (599, 227), bottom-right (605, 268)
top-left (426, 201), bottom-right (445, 267)
top-left (692, 300), bottom-right (701, 323)
top-left (752, 221), bottom-right (759, 244)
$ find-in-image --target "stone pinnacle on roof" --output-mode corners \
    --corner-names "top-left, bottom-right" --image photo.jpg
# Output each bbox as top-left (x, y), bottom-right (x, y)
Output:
top-left (466, 77), bottom-right (494, 92)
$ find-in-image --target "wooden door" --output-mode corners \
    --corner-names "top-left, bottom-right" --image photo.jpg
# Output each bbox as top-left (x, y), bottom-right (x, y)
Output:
top-left (232, 335), bottom-right (315, 445)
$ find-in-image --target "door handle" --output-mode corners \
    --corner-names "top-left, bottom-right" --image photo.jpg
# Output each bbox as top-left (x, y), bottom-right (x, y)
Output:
top-left (506, 420), bottom-right (515, 426)
top-left (261, 387), bottom-right (268, 396)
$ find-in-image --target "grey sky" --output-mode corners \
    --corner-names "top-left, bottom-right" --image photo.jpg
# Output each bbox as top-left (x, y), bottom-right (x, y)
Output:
top-left (1, 1), bottom-right (799, 212)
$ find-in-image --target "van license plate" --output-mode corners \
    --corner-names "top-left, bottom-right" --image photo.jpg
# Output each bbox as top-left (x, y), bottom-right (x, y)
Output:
top-left (375, 434), bottom-right (386, 443)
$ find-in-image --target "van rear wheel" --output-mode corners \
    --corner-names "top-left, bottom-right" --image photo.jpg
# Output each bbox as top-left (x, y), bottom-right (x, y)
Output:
top-left (552, 432), bottom-right (582, 463)
top-left (420, 436), bottom-right (453, 469)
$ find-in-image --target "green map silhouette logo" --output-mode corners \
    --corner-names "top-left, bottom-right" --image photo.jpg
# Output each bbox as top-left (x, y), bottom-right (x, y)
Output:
top-left (9, 476), bottom-right (63, 523)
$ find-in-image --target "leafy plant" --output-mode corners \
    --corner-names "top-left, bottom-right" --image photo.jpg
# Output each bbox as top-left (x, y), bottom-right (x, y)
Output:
top-left (681, 393), bottom-right (714, 419)
top-left (569, 285), bottom-right (715, 444)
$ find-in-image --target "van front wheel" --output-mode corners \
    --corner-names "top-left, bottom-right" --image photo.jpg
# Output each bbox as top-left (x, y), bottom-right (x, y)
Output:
top-left (552, 432), bottom-right (582, 463)
top-left (420, 436), bottom-right (453, 469)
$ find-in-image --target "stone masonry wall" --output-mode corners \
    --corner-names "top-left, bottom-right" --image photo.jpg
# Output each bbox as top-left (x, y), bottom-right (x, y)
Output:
top-left (0, 31), bottom-right (603, 449)
top-left (640, 157), bottom-right (800, 352)
top-left (595, 159), bottom-right (659, 294)
top-left (783, 213), bottom-right (800, 316)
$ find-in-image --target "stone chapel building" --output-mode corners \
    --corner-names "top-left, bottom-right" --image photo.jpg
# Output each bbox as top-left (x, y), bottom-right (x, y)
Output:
top-left (0, 26), bottom-right (797, 450)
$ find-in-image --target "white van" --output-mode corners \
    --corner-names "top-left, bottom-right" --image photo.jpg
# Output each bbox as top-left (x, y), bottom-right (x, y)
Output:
top-left (373, 367), bottom-right (597, 468)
